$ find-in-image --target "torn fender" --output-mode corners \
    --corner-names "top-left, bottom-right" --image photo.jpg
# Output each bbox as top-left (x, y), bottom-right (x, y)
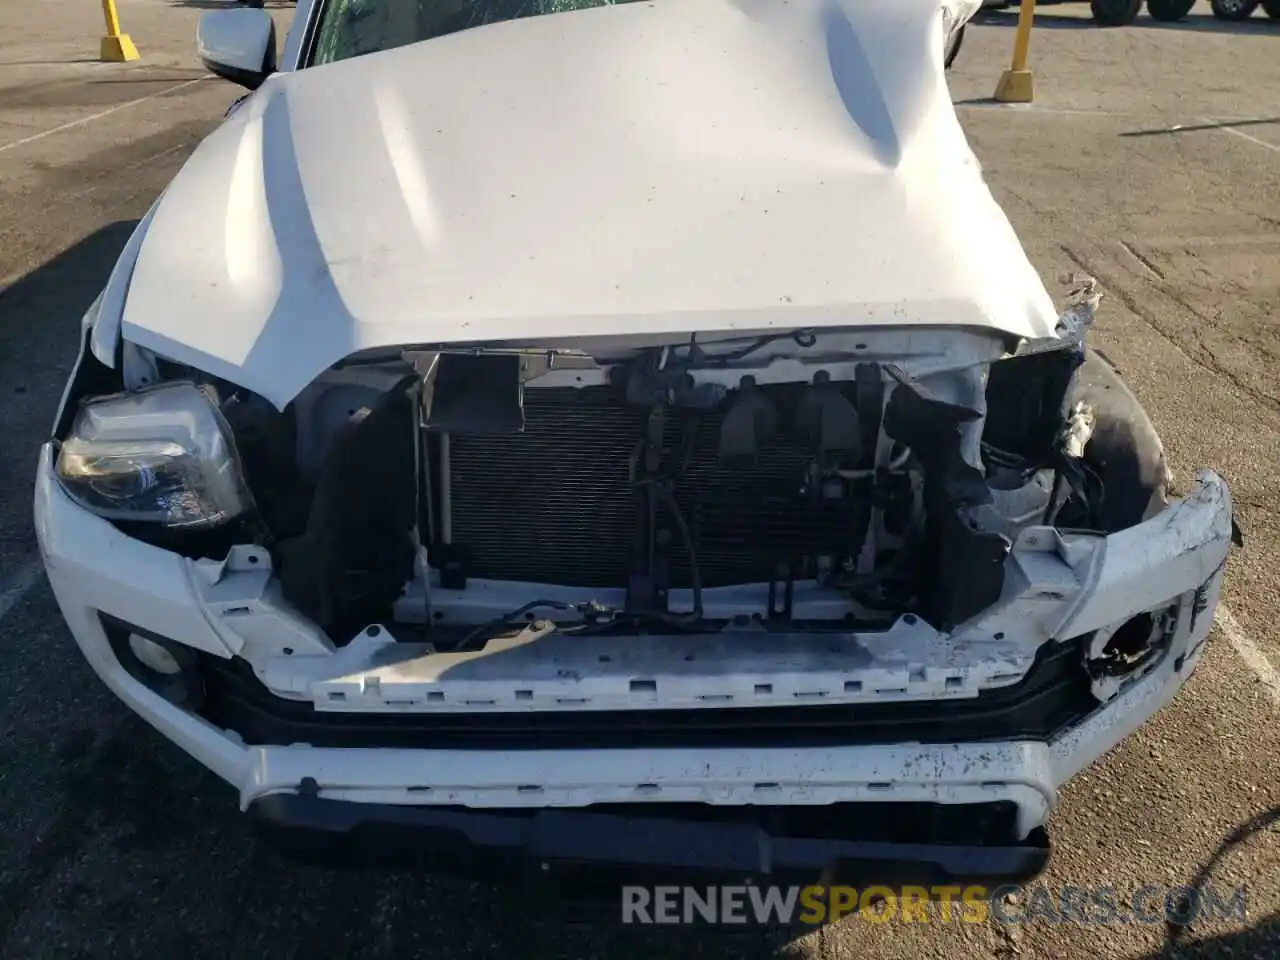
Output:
top-left (1053, 470), bottom-right (1234, 640)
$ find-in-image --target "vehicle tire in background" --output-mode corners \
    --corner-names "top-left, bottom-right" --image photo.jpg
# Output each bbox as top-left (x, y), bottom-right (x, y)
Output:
top-left (1147, 0), bottom-right (1197, 20)
top-left (1090, 0), bottom-right (1143, 26)
top-left (1210, 0), bottom-right (1260, 19)
top-left (1261, 0), bottom-right (1280, 17)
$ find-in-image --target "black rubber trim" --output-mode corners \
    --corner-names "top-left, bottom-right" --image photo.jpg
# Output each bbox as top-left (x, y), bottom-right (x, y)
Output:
top-left (199, 639), bottom-right (1096, 751)
top-left (1069, 348), bottom-right (1171, 530)
top-left (250, 794), bottom-right (1051, 894)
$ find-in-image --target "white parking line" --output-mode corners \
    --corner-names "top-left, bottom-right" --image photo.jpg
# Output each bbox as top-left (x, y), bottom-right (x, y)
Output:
top-left (0, 77), bottom-right (206, 156)
top-left (0, 555), bottom-right (44, 625)
top-left (1214, 123), bottom-right (1280, 156)
top-left (1215, 605), bottom-right (1280, 708)
top-left (954, 102), bottom-right (1134, 119)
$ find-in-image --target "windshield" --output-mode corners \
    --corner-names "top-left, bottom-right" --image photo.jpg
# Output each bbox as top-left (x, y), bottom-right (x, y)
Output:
top-left (312, 0), bottom-right (647, 66)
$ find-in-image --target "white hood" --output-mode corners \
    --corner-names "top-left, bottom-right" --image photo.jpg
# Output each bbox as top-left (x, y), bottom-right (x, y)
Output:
top-left (122, 0), bottom-right (1057, 408)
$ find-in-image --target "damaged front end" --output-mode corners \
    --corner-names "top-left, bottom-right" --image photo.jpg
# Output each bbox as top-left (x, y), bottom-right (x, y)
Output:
top-left (47, 280), bottom-right (1234, 734)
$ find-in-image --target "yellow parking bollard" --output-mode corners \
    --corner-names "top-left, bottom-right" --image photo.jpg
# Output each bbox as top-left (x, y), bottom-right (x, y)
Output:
top-left (994, 0), bottom-right (1036, 103)
top-left (100, 0), bottom-right (141, 63)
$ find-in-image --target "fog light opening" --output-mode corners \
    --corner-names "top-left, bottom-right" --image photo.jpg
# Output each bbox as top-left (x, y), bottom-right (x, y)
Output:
top-left (1101, 613), bottom-right (1157, 663)
top-left (128, 634), bottom-right (182, 676)
top-left (1087, 604), bottom-right (1177, 681)
top-left (100, 614), bottom-right (205, 710)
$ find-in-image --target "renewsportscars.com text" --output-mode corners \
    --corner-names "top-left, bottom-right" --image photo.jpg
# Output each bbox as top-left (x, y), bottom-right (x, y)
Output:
top-left (620, 884), bottom-right (1248, 926)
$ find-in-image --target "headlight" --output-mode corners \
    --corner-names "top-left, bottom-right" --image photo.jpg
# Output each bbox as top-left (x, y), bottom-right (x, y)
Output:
top-left (55, 382), bottom-right (252, 529)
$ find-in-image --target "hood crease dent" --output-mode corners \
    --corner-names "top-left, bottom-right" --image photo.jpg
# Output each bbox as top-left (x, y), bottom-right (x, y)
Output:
top-left (122, 0), bottom-right (1058, 409)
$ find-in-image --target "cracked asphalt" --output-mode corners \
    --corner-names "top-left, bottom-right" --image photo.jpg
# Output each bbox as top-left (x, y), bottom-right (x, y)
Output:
top-left (0, 2), bottom-right (1277, 958)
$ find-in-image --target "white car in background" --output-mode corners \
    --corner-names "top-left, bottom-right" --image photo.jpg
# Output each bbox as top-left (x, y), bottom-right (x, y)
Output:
top-left (37, 0), bottom-right (1234, 892)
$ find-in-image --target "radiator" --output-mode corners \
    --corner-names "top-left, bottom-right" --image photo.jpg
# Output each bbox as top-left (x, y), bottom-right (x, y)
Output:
top-left (444, 385), bottom-right (868, 589)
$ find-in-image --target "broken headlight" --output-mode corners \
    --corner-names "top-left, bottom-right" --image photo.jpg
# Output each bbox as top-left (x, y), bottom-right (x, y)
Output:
top-left (55, 382), bottom-right (252, 529)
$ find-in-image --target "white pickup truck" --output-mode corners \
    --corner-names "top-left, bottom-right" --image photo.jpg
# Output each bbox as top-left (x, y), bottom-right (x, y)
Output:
top-left (37, 0), bottom-right (1235, 894)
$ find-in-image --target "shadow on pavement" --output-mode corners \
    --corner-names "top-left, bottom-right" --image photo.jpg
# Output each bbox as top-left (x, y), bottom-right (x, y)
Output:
top-left (976, 10), bottom-right (1096, 30)
top-left (0, 222), bottom-right (140, 541)
top-left (1135, 913), bottom-right (1280, 959)
top-left (168, 1), bottom-right (298, 8)
top-left (87, 72), bottom-right (210, 85)
top-left (0, 220), bottom-right (137, 375)
top-left (978, 9), bottom-right (1279, 34)
top-left (1139, 803), bottom-right (1280, 959)
top-left (1119, 116), bottom-right (1280, 137)
top-left (1123, 12), bottom-right (1279, 33)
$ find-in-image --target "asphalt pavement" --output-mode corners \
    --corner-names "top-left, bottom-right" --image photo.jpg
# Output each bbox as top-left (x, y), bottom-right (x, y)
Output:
top-left (0, 2), bottom-right (1277, 958)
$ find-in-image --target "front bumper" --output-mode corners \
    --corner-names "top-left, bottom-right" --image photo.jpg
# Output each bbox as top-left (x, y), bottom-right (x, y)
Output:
top-left (34, 443), bottom-right (1234, 877)
top-left (251, 793), bottom-right (1051, 892)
